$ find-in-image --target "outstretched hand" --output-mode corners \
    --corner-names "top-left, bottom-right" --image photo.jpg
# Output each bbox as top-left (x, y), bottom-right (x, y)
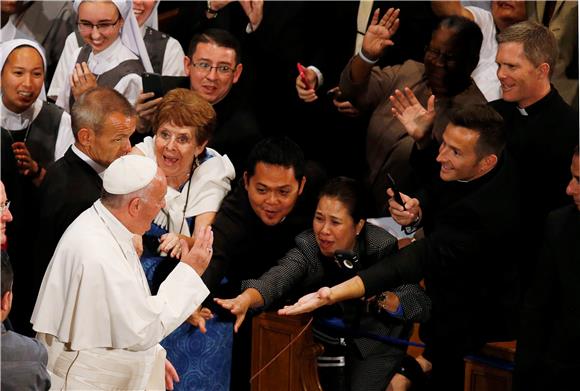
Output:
top-left (277, 287), bottom-right (333, 316)
top-left (214, 293), bottom-right (252, 332)
top-left (390, 88), bottom-right (435, 143)
top-left (187, 306), bottom-right (213, 334)
top-left (362, 8), bottom-right (400, 60)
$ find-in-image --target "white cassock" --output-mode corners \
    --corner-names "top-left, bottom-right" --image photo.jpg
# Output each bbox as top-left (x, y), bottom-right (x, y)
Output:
top-left (31, 200), bottom-right (209, 390)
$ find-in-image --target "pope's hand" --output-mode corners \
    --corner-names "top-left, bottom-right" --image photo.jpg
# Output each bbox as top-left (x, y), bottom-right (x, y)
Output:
top-left (179, 225), bottom-right (213, 275)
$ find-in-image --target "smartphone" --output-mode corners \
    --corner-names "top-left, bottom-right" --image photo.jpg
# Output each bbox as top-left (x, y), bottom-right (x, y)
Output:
top-left (296, 62), bottom-right (312, 90)
top-left (326, 88), bottom-right (348, 103)
top-left (141, 72), bottom-right (164, 98)
top-left (386, 173), bottom-right (406, 210)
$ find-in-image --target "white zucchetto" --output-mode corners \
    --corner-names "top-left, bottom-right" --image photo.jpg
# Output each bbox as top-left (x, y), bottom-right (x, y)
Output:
top-left (103, 155), bottom-right (157, 195)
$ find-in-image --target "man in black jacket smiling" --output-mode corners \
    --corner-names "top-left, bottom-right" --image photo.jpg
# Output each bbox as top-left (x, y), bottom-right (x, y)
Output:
top-left (280, 104), bottom-right (522, 391)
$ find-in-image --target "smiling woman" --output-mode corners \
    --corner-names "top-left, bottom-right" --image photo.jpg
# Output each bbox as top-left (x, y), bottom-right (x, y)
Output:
top-left (132, 88), bottom-right (234, 257)
top-left (0, 39), bottom-right (74, 185)
top-left (52, 0), bottom-right (153, 112)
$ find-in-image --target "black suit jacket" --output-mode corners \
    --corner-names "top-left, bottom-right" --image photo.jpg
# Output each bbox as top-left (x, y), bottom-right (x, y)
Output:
top-left (33, 147), bottom-right (103, 294)
top-left (359, 145), bottom-right (522, 347)
top-left (514, 205), bottom-right (580, 391)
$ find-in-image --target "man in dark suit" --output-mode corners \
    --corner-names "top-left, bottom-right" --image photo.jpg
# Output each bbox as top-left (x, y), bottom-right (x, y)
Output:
top-left (514, 146), bottom-right (580, 391)
top-left (1, 251), bottom-right (50, 391)
top-left (27, 87), bottom-right (136, 336)
top-left (280, 104), bottom-right (522, 391)
top-left (491, 21), bottom-right (578, 284)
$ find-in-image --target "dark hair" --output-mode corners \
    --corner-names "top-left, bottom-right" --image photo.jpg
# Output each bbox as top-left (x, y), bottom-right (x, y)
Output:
top-left (153, 88), bottom-right (216, 145)
top-left (71, 87), bottom-right (136, 139)
top-left (318, 177), bottom-right (366, 223)
top-left (448, 104), bottom-right (506, 159)
top-left (1, 251), bottom-right (13, 296)
top-left (574, 145), bottom-right (579, 156)
top-left (498, 21), bottom-right (558, 78)
top-left (437, 15), bottom-right (482, 76)
top-left (245, 137), bottom-right (305, 181)
top-left (188, 28), bottom-right (241, 64)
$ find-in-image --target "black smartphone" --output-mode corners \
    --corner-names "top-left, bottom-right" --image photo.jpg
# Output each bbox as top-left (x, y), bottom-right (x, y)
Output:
top-left (386, 173), bottom-right (406, 210)
top-left (326, 88), bottom-right (348, 103)
top-left (141, 72), bottom-right (164, 98)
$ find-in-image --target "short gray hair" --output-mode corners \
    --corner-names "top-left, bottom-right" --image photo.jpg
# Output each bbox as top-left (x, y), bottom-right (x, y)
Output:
top-left (497, 21), bottom-right (558, 78)
top-left (71, 87), bottom-right (136, 139)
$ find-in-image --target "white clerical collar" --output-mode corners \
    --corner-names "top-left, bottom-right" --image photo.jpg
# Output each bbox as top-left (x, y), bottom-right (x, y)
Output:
top-left (0, 98), bottom-right (42, 130)
top-left (140, 24), bottom-right (147, 37)
top-left (88, 38), bottom-right (123, 70)
top-left (517, 107), bottom-right (528, 116)
top-left (93, 199), bottom-right (135, 249)
top-left (71, 144), bottom-right (107, 178)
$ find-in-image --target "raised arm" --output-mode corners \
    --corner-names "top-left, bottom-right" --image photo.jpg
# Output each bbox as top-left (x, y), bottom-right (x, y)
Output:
top-left (431, 1), bottom-right (474, 20)
top-left (350, 8), bottom-right (400, 84)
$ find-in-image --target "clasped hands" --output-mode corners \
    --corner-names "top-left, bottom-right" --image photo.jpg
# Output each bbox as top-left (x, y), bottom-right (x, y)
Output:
top-left (11, 142), bottom-right (41, 178)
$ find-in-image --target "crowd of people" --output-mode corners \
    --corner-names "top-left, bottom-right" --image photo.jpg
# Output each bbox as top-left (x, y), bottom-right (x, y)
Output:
top-left (0, 1), bottom-right (578, 391)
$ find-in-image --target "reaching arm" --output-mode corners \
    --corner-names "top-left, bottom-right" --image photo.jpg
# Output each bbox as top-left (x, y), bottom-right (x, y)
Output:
top-left (214, 288), bottom-right (264, 332)
top-left (277, 276), bottom-right (366, 316)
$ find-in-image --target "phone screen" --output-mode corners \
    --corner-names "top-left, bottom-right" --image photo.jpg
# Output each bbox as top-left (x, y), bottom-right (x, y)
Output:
top-left (141, 72), bottom-right (164, 98)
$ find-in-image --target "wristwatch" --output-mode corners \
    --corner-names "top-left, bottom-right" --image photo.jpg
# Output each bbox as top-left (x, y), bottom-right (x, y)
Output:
top-left (206, 0), bottom-right (218, 18)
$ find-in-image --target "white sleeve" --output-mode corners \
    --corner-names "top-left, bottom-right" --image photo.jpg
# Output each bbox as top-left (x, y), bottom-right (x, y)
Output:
top-left (161, 37), bottom-right (186, 76)
top-left (54, 46), bottom-right (81, 112)
top-left (48, 32), bottom-right (80, 101)
top-left (465, 6), bottom-right (495, 40)
top-left (113, 73), bottom-right (144, 107)
top-left (465, 6), bottom-right (501, 101)
top-left (53, 111), bottom-right (74, 161)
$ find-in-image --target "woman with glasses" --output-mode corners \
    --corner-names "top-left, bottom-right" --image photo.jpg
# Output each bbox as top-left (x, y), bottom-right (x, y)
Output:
top-left (131, 87), bottom-right (235, 390)
top-left (50, 0), bottom-right (153, 112)
top-left (49, 0), bottom-right (185, 103)
top-left (132, 87), bottom-right (234, 262)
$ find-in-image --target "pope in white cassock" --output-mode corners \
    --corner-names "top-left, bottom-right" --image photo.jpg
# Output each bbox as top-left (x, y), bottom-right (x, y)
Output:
top-left (31, 155), bottom-right (212, 390)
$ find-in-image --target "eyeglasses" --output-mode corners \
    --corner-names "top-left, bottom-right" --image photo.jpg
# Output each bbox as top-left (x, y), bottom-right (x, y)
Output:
top-left (77, 17), bottom-right (121, 33)
top-left (425, 46), bottom-right (457, 63)
top-left (190, 61), bottom-right (235, 75)
top-left (0, 201), bottom-right (10, 215)
top-left (157, 129), bottom-right (193, 145)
